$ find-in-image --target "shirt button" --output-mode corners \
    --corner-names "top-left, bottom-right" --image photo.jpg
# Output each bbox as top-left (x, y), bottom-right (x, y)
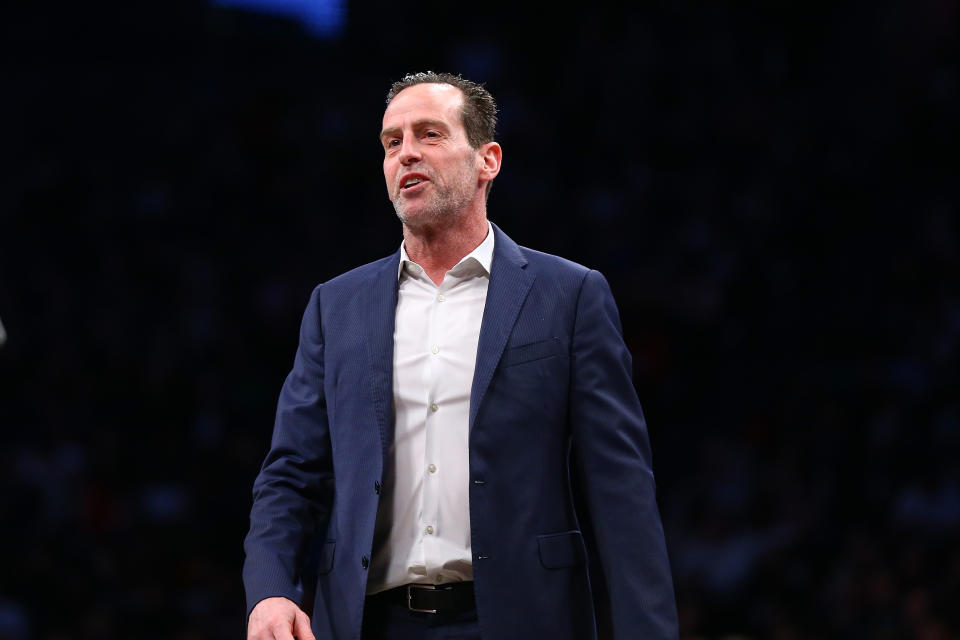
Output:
top-left (437, 294), bottom-right (446, 302)
top-left (430, 403), bottom-right (439, 413)
top-left (428, 464), bottom-right (437, 473)
top-left (425, 525), bottom-right (434, 535)
top-left (430, 345), bottom-right (439, 354)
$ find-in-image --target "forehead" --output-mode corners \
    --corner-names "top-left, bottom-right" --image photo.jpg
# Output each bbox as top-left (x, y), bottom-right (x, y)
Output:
top-left (382, 83), bottom-right (464, 128)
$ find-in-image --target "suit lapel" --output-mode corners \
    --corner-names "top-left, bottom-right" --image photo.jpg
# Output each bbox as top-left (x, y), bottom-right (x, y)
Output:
top-left (364, 251), bottom-right (401, 461)
top-left (470, 223), bottom-right (535, 429)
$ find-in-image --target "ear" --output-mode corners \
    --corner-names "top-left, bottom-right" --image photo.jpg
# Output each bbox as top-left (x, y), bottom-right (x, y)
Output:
top-left (477, 141), bottom-right (502, 185)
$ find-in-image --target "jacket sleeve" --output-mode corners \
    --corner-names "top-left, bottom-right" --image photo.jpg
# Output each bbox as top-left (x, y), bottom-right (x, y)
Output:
top-left (569, 270), bottom-right (678, 639)
top-left (242, 284), bottom-right (334, 618)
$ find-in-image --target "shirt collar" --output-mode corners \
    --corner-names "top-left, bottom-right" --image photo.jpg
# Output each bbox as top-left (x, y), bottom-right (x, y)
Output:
top-left (397, 220), bottom-right (495, 281)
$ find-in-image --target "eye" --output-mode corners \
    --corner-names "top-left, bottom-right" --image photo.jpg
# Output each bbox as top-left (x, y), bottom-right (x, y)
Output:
top-left (424, 131), bottom-right (440, 139)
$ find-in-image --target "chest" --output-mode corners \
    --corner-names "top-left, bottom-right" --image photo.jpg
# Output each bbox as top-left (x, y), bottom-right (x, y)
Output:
top-left (393, 273), bottom-right (489, 403)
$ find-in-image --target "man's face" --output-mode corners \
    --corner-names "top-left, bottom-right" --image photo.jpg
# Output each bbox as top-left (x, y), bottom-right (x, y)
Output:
top-left (380, 83), bottom-right (481, 227)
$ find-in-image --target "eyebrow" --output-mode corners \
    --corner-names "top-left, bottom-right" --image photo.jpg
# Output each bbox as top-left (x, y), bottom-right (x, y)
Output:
top-left (379, 118), bottom-right (449, 141)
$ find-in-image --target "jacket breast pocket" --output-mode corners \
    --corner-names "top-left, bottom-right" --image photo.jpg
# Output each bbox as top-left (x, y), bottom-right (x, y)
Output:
top-left (501, 337), bottom-right (564, 368)
top-left (537, 530), bottom-right (587, 569)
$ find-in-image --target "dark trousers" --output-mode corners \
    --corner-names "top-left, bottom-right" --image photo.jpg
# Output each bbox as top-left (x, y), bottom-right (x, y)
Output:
top-left (361, 590), bottom-right (481, 640)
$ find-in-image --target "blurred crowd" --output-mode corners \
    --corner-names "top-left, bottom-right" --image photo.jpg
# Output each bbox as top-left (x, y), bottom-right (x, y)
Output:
top-left (1, 1), bottom-right (956, 638)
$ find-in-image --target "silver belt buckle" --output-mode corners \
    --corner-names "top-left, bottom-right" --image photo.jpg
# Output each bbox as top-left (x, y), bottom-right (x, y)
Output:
top-left (407, 584), bottom-right (438, 614)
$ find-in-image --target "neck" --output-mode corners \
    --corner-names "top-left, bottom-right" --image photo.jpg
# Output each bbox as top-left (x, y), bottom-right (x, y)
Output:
top-left (402, 210), bottom-right (489, 286)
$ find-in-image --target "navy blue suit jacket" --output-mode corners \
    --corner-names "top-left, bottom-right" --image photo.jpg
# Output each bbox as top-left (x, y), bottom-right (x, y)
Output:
top-left (243, 223), bottom-right (678, 639)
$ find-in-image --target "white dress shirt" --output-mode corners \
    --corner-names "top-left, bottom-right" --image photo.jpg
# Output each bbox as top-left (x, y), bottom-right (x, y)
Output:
top-left (367, 222), bottom-right (494, 594)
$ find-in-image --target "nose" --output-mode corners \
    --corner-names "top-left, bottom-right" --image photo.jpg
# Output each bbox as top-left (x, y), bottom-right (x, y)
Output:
top-left (397, 133), bottom-right (421, 165)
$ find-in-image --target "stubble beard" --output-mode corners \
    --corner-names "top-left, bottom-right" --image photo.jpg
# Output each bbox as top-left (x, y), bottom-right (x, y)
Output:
top-left (392, 162), bottom-right (477, 230)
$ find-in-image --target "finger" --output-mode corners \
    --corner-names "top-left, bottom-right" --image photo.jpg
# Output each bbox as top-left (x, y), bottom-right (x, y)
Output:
top-left (248, 620), bottom-right (279, 640)
top-left (248, 615), bottom-right (287, 640)
top-left (271, 620), bottom-right (296, 640)
top-left (248, 626), bottom-right (284, 640)
top-left (293, 610), bottom-right (316, 640)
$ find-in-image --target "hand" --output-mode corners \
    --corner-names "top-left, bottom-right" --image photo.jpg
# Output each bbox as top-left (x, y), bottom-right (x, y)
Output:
top-left (248, 596), bottom-right (316, 640)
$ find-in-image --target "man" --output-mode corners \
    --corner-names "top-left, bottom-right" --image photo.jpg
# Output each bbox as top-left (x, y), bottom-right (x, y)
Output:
top-left (243, 71), bottom-right (678, 640)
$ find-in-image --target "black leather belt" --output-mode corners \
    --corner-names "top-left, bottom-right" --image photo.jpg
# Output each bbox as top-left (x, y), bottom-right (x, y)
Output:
top-left (373, 582), bottom-right (476, 614)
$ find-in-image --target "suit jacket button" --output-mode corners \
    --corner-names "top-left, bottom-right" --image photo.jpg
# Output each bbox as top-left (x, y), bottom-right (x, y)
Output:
top-left (361, 555), bottom-right (369, 570)
top-left (374, 481), bottom-right (382, 494)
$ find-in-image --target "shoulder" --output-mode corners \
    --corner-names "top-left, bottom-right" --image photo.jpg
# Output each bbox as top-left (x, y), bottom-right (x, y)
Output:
top-left (492, 223), bottom-right (612, 301)
top-left (312, 252), bottom-right (397, 292)
top-left (324, 253), bottom-right (397, 288)
top-left (517, 246), bottom-right (613, 300)
top-left (518, 245), bottom-right (591, 279)
top-left (297, 252), bottom-right (398, 316)
top-left (514, 245), bottom-right (620, 321)
top-left (492, 222), bottom-right (593, 286)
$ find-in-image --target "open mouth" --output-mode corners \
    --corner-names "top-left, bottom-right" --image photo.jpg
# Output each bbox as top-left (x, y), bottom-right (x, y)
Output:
top-left (400, 175), bottom-right (429, 191)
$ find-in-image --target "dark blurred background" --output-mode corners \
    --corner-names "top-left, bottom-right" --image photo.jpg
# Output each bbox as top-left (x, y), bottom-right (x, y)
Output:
top-left (1, 1), bottom-right (957, 638)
